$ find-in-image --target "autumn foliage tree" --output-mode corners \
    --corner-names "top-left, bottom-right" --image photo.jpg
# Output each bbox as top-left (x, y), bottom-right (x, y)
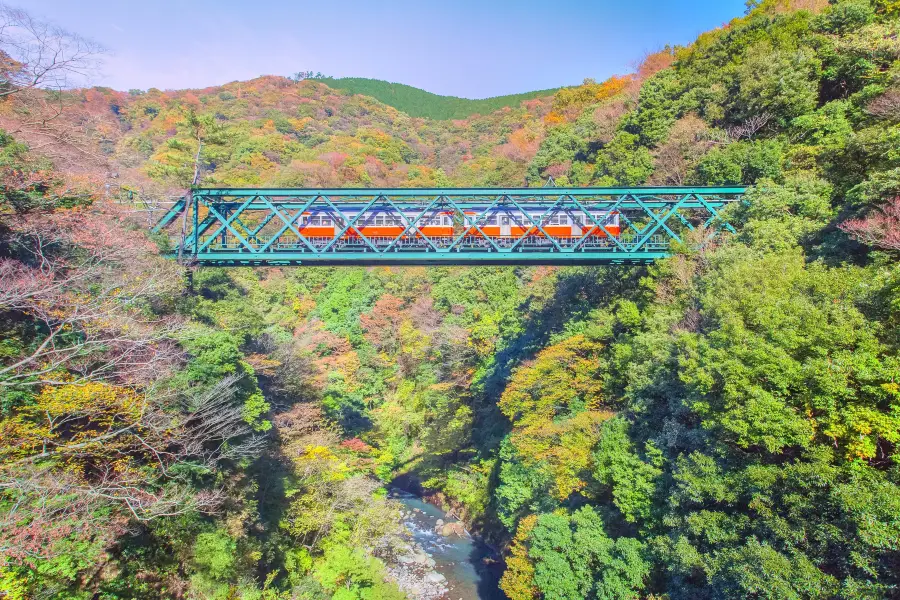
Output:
top-left (840, 196), bottom-right (900, 251)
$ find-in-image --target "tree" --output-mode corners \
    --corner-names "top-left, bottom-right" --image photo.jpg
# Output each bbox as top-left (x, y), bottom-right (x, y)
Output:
top-left (0, 5), bottom-right (104, 96)
top-left (503, 506), bottom-right (649, 600)
top-left (290, 70), bottom-right (327, 81)
top-left (0, 8), bottom-right (108, 169)
top-left (0, 209), bottom-right (182, 391)
top-left (839, 196), bottom-right (900, 251)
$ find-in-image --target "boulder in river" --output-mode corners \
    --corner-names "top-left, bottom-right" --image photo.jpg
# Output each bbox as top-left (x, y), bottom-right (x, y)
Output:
top-left (439, 522), bottom-right (467, 537)
top-left (424, 571), bottom-right (447, 584)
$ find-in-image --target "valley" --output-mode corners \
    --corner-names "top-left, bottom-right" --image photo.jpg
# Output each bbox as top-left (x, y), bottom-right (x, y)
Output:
top-left (1, 0), bottom-right (899, 599)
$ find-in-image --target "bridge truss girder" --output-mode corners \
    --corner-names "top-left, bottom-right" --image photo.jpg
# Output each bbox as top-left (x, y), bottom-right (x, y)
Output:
top-left (153, 187), bottom-right (746, 266)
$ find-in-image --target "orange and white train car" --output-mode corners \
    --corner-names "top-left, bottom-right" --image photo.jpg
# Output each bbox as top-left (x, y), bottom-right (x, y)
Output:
top-left (293, 207), bottom-right (620, 240)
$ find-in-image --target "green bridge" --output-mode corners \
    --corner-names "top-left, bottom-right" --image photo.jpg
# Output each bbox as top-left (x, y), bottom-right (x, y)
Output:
top-left (152, 187), bottom-right (747, 266)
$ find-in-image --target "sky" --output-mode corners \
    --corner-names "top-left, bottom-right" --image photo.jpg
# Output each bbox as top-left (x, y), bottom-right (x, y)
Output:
top-left (26, 0), bottom-right (748, 98)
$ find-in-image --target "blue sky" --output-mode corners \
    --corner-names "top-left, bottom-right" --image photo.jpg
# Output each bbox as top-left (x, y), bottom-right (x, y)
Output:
top-left (27, 0), bottom-right (747, 98)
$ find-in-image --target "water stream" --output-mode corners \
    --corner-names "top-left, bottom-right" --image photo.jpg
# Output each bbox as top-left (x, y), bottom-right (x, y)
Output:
top-left (388, 488), bottom-right (505, 600)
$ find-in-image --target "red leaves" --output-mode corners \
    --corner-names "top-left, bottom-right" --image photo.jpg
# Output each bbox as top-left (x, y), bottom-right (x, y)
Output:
top-left (318, 151), bottom-right (349, 170)
top-left (340, 437), bottom-right (373, 453)
top-left (840, 197), bottom-right (900, 252)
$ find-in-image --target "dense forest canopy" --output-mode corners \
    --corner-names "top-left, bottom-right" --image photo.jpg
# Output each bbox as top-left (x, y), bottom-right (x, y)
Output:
top-left (1, 0), bottom-right (899, 598)
top-left (301, 77), bottom-right (562, 120)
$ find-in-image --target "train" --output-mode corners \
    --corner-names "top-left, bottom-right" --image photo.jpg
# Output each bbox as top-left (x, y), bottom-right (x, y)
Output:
top-left (289, 205), bottom-right (621, 240)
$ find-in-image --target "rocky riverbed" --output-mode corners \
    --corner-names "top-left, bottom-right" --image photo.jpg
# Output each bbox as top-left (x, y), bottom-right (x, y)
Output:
top-left (386, 489), bottom-right (504, 600)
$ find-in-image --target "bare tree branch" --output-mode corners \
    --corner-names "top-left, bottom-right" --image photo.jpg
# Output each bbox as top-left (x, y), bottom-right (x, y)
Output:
top-left (0, 4), bottom-right (104, 96)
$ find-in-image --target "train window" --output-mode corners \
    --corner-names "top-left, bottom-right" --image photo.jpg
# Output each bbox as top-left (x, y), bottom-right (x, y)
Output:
top-left (546, 214), bottom-right (565, 225)
top-left (487, 215), bottom-right (497, 225)
top-left (375, 215), bottom-right (384, 226)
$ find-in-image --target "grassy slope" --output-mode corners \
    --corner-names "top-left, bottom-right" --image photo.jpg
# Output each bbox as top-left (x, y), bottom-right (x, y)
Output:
top-left (312, 77), bottom-right (560, 119)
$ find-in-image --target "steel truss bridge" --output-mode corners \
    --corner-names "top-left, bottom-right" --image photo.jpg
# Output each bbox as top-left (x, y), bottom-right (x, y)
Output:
top-left (152, 187), bottom-right (746, 266)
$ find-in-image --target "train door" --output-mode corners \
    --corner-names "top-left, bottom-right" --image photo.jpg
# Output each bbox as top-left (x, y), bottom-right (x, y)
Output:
top-left (500, 214), bottom-right (511, 237)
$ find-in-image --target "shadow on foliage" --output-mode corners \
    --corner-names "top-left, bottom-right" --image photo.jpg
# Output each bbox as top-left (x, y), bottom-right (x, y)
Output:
top-left (470, 265), bottom-right (647, 452)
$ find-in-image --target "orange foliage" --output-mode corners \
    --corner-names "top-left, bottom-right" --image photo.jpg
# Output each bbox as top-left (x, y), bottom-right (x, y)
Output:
top-left (635, 49), bottom-right (676, 82)
top-left (360, 294), bottom-right (407, 354)
top-left (496, 128), bottom-right (542, 162)
top-left (543, 111), bottom-right (565, 126)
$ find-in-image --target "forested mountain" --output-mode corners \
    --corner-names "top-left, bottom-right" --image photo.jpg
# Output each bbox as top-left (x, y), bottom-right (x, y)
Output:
top-left (1, 0), bottom-right (900, 599)
top-left (304, 77), bottom-right (561, 120)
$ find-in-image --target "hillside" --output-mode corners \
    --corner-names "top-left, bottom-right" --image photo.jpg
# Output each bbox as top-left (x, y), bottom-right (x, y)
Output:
top-left (1, 0), bottom-right (900, 599)
top-left (309, 77), bottom-right (561, 119)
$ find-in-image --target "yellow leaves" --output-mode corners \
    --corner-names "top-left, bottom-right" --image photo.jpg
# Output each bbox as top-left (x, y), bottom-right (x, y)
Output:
top-left (822, 405), bottom-right (900, 461)
top-left (292, 295), bottom-right (316, 319)
top-left (877, 0), bottom-right (900, 16)
top-left (499, 334), bottom-right (605, 427)
top-left (844, 406), bottom-right (900, 460)
top-left (510, 410), bottom-right (612, 501)
top-left (1, 383), bottom-right (145, 462)
top-left (398, 319), bottom-right (430, 367)
top-left (552, 76), bottom-right (631, 111)
top-left (301, 444), bottom-right (336, 461)
top-left (244, 353), bottom-right (281, 376)
top-left (298, 445), bottom-right (350, 482)
top-left (35, 382), bottom-right (142, 423)
top-left (509, 127), bottom-right (539, 150)
top-left (498, 334), bottom-right (610, 500)
top-left (500, 514), bottom-right (539, 600)
top-left (0, 418), bottom-right (48, 459)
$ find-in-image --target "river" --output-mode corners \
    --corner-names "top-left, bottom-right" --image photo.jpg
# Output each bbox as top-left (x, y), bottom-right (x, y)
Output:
top-left (388, 488), bottom-right (505, 600)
